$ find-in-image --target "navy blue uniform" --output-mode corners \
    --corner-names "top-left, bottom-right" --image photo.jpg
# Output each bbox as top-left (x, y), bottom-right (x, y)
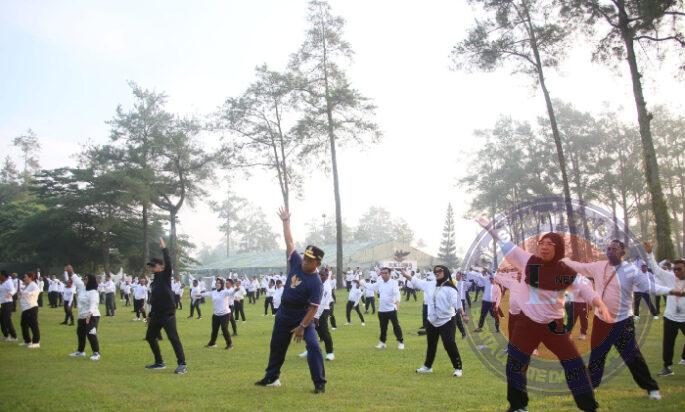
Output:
top-left (264, 250), bottom-right (325, 384)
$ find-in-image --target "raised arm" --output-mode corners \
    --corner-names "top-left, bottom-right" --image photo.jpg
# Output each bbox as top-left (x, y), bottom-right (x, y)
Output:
top-left (476, 217), bottom-right (531, 273)
top-left (160, 237), bottom-right (172, 277)
top-left (643, 242), bottom-right (675, 286)
top-left (278, 207), bottom-right (295, 257)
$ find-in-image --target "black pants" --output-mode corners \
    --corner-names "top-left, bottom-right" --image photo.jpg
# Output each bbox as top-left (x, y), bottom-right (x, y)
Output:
top-left (455, 313), bottom-right (467, 337)
top-left (190, 299), bottom-right (202, 318)
top-left (124, 293), bottom-right (130, 306)
top-left (421, 304), bottom-right (428, 329)
top-left (655, 295), bottom-right (663, 314)
top-left (105, 293), bottom-right (116, 316)
top-left (474, 286), bottom-right (483, 302)
top-left (589, 316), bottom-right (658, 391)
top-left (48, 291), bottom-right (57, 308)
top-left (38, 292), bottom-right (43, 307)
top-left (424, 319), bottom-right (462, 369)
top-left (478, 300), bottom-right (500, 332)
top-left (209, 314), bottom-right (232, 347)
top-left (346, 281), bottom-right (351, 291)
top-left (134, 299), bottom-right (147, 319)
top-left (346, 301), bottom-right (365, 323)
top-left (316, 309), bottom-right (334, 354)
top-left (633, 292), bottom-right (657, 316)
top-left (146, 313), bottom-right (186, 365)
top-left (329, 301), bottom-right (337, 328)
top-left (464, 291), bottom-right (471, 308)
top-left (228, 312), bottom-right (238, 335)
top-left (364, 296), bottom-right (375, 314)
top-left (405, 289), bottom-right (417, 301)
top-left (662, 317), bottom-right (685, 368)
top-left (77, 316), bottom-right (100, 353)
top-left (63, 302), bottom-right (74, 324)
top-left (0, 302), bottom-right (17, 338)
top-left (378, 310), bottom-right (403, 343)
top-left (234, 300), bottom-right (246, 321)
top-left (21, 307), bottom-right (40, 344)
top-left (264, 297), bottom-right (274, 315)
top-left (247, 291), bottom-right (256, 304)
top-left (175, 294), bottom-right (183, 310)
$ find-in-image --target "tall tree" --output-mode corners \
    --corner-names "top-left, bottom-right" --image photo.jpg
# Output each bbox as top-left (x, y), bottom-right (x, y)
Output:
top-left (354, 206), bottom-right (415, 244)
top-left (233, 207), bottom-right (279, 253)
top-left (209, 184), bottom-right (248, 257)
top-left (453, 0), bottom-right (581, 258)
top-left (12, 129), bottom-right (41, 184)
top-left (290, 0), bottom-right (382, 285)
top-left (438, 203), bottom-right (458, 268)
top-left (563, 0), bottom-right (684, 259)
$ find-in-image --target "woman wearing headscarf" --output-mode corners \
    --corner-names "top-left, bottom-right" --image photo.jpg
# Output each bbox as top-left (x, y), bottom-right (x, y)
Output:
top-left (201, 277), bottom-right (234, 349)
top-left (402, 265), bottom-right (468, 377)
top-left (69, 274), bottom-right (101, 360)
top-left (477, 218), bottom-right (612, 412)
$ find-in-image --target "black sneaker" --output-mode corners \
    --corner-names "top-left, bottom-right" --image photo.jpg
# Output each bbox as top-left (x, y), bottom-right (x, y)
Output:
top-left (314, 383), bottom-right (326, 394)
top-left (145, 363), bottom-right (166, 370)
top-left (255, 377), bottom-right (281, 387)
top-left (175, 364), bottom-right (188, 374)
top-left (657, 366), bottom-right (674, 377)
top-left (225, 344), bottom-right (234, 350)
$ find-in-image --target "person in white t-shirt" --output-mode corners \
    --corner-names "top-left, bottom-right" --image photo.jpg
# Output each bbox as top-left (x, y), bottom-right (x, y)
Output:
top-left (200, 278), bottom-right (235, 349)
top-left (273, 280), bottom-right (284, 313)
top-left (373, 267), bottom-right (403, 350)
top-left (60, 279), bottom-right (76, 326)
top-left (69, 273), bottom-right (102, 360)
top-left (19, 272), bottom-right (41, 348)
top-left (264, 280), bottom-right (276, 316)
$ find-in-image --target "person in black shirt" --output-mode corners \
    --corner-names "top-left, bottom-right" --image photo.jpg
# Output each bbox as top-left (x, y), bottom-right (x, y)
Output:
top-left (144, 238), bottom-right (187, 374)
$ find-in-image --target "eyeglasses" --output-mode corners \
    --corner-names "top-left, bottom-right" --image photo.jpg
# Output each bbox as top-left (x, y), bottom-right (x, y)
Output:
top-left (434, 268), bottom-right (444, 273)
top-left (537, 241), bottom-right (556, 247)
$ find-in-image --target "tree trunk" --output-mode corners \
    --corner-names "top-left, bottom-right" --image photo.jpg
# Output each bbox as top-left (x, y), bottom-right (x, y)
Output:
top-left (621, 189), bottom-right (630, 246)
top-left (142, 203), bottom-right (150, 271)
top-left (611, 195), bottom-right (619, 239)
top-left (634, 189), bottom-right (648, 240)
top-left (169, 211), bottom-right (178, 272)
top-left (616, 1), bottom-right (674, 259)
top-left (571, 155), bottom-right (592, 259)
top-left (102, 237), bottom-right (111, 274)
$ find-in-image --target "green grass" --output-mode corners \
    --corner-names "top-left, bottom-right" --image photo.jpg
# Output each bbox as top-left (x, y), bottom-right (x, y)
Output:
top-left (2, 292), bottom-right (685, 411)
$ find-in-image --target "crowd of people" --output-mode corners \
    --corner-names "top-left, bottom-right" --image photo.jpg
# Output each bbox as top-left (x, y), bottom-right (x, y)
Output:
top-left (2, 210), bottom-right (685, 411)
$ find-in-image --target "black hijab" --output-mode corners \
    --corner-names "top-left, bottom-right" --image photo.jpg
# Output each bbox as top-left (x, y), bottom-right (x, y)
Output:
top-left (434, 265), bottom-right (457, 290)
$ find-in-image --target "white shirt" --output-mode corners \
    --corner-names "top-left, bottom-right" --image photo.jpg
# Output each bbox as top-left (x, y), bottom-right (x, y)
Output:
top-left (78, 290), bottom-right (101, 319)
top-left (191, 286), bottom-right (203, 302)
top-left (315, 281), bottom-right (333, 319)
top-left (234, 286), bottom-right (246, 301)
top-left (1, 278), bottom-right (16, 304)
top-left (348, 285), bottom-right (363, 305)
top-left (102, 280), bottom-right (116, 294)
top-left (201, 288), bottom-right (234, 316)
top-left (470, 273), bottom-right (497, 302)
top-left (373, 279), bottom-right (400, 312)
top-left (132, 284), bottom-right (148, 300)
top-left (62, 285), bottom-right (75, 305)
top-left (411, 277), bottom-right (463, 327)
top-left (647, 253), bottom-right (685, 322)
top-left (266, 286), bottom-right (276, 298)
top-left (273, 287), bottom-right (284, 309)
top-left (363, 282), bottom-right (375, 298)
top-left (20, 282), bottom-right (40, 311)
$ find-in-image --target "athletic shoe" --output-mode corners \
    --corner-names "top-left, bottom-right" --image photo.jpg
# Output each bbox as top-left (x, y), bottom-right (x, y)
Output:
top-left (69, 351), bottom-right (86, 358)
top-left (473, 328), bottom-right (483, 333)
top-left (648, 390), bottom-right (661, 400)
top-left (255, 377), bottom-right (281, 387)
top-left (225, 344), bottom-right (234, 350)
top-left (175, 364), bottom-right (188, 374)
top-left (416, 366), bottom-right (433, 373)
top-left (145, 363), bottom-right (166, 370)
top-left (299, 350), bottom-right (308, 358)
top-left (313, 383), bottom-right (325, 394)
top-left (679, 359), bottom-right (685, 365)
top-left (90, 353), bottom-right (100, 361)
top-left (398, 342), bottom-right (405, 350)
top-left (187, 316), bottom-right (193, 319)
top-left (331, 327), bottom-right (336, 331)
top-left (60, 321), bottom-right (67, 325)
top-left (634, 315), bottom-right (640, 321)
top-left (653, 316), bottom-right (660, 320)
top-left (5, 337), bottom-right (17, 342)
top-left (453, 369), bottom-right (463, 377)
top-left (27, 343), bottom-right (40, 349)
top-left (578, 334), bottom-right (587, 340)
top-left (344, 322), bottom-right (351, 326)
top-left (325, 353), bottom-right (335, 361)
top-left (375, 342), bottom-right (387, 349)
top-left (657, 366), bottom-right (674, 377)
top-left (361, 322), bottom-right (366, 327)
top-left (19, 342), bottom-right (28, 346)
top-left (206, 344), bottom-right (217, 349)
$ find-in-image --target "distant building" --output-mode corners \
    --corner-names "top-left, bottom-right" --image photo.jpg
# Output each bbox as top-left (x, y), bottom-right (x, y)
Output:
top-left (192, 240), bottom-right (437, 275)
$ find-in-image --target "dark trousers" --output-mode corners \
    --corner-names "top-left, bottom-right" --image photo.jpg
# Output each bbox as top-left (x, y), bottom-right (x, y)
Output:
top-left (589, 316), bottom-right (658, 391)
top-left (507, 314), bottom-right (597, 412)
top-left (378, 310), bottom-right (403, 343)
top-left (247, 291), bottom-right (256, 304)
top-left (38, 292), bottom-right (43, 307)
top-left (424, 319), bottom-right (462, 369)
top-left (228, 312), bottom-right (238, 335)
top-left (234, 300), bottom-right (246, 321)
top-left (0, 302), bottom-right (17, 338)
top-left (477, 300), bottom-right (500, 332)
top-left (566, 302), bottom-right (589, 335)
top-left (455, 313), bottom-right (466, 337)
top-left (63, 302), bottom-right (74, 324)
top-left (364, 296), bottom-right (375, 314)
top-left (146, 313), bottom-right (186, 366)
top-left (474, 286), bottom-right (483, 302)
top-left (655, 295), bottom-right (663, 314)
top-left (175, 294), bottom-right (183, 310)
top-left (77, 316), bottom-right (100, 353)
top-left (48, 291), bottom-right (57, 308)
top-left (329, 301), bottom-right (337, 328)
top-left (209, 314), bottom-right (232, 347)
top-left (20, 307), bottom-right (40, 344)
top-left (190, 300), bottom-right (201, 318)
top-left (124, 293), bottom-right (130, 306)
top-left (265, 307), bottom-right (326, 384)
top-left (346, 301), bottom-right (365, 323)
top-left (663, 317), bottom-right (685, 367)
top-left (346, 281), bottom-right (351, 292)
top-left (464, 291), bottom-right (472, 308)
top-left (421, 304), bottom-right (428, 329)
top-left (633, 292), bottom-right (657, 316)
top-left (405, 288), bottom-right (417, 301)
top-left (134, 299), bottom-right (146, 319)
top-left (105, 293), bottom-right (116, 316)
top-left (316, 309), bottom-right (334, 354)
top-left (264, 297), bottom-right (274, 315)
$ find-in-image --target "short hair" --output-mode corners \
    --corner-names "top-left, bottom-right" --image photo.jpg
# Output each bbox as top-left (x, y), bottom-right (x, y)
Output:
top-left (380, 267), bottom-right (391, 274)
top-left (610, 239), bottom-right (625, 250)
top-left (276, 280), bottom-right (282, 285)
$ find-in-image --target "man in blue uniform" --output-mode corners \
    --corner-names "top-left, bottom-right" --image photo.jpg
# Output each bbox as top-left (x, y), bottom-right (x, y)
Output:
top-left (255, 207), bottom-right (326, 393)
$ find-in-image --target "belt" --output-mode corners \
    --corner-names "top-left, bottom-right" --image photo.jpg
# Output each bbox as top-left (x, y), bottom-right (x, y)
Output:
top-left (281, 301), bottom-right (309, 311)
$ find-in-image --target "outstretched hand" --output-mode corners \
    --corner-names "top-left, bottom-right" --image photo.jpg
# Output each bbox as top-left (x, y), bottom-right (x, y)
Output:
top-left (277, 207), bottom-right (291, 222)
top-left (291, 325), bottom-right (305, 343)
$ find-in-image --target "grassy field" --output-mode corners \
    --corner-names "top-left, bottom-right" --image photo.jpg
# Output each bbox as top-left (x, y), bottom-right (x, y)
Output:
top-left (2, 291), bottom-right (685, 411)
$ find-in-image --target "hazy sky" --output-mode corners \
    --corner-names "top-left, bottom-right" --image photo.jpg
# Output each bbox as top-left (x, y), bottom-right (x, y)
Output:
top-left (1, 0), bottom-right (683, 259)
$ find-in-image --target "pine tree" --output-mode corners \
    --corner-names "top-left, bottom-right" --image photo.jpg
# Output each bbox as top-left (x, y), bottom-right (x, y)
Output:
top-left (438, 203), bottom-right (458, 269)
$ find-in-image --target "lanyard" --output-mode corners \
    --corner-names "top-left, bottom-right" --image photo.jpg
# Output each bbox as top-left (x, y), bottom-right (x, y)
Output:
top-left (601, 262), bottom-right (619, 301)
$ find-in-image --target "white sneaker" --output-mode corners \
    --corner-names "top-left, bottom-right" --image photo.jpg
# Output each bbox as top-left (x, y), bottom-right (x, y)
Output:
top-left (18, 342), bottom-right (28, 346)
top-left (361, 322), bottom-right (366, 326)
top-left (266, 379), bottom-right (281, 387)
top-left (299, 350), bottom-right (308, 358)
top-left (648, 390), bottom-right (661, 400)
top-left (69, 351), bottom-right (86, 358)
top-left (90, 353), bottom-right (100, 361)
top-left (634, 315), bottom-right (641, 321)
top-left (653, 316), bottom-right (660, 320)
top-left (27, 343), bottom-right (40, 349)
top-left (206, 344), bottom-right (217, 349)
top-left (344, 322), bottom-right (351, 326)
top-left (398, 342), bottom-right (405, 350)
top-left (325, 353), bottom-right (335, 361)
top-left (578, 334), bottom-right (587, 340)
top-left (453, 369), bottom-right (463, 377)
top-left (416, 366), bottom-right (433, 373)
top-left (678, 359), bottom-right (685, 365)
top-left (331, 327), bottom-right (336, 331)
top-left (375, 342), bottom-right (387, 349)
top-left (5, 336), bottom-right (17, 342)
